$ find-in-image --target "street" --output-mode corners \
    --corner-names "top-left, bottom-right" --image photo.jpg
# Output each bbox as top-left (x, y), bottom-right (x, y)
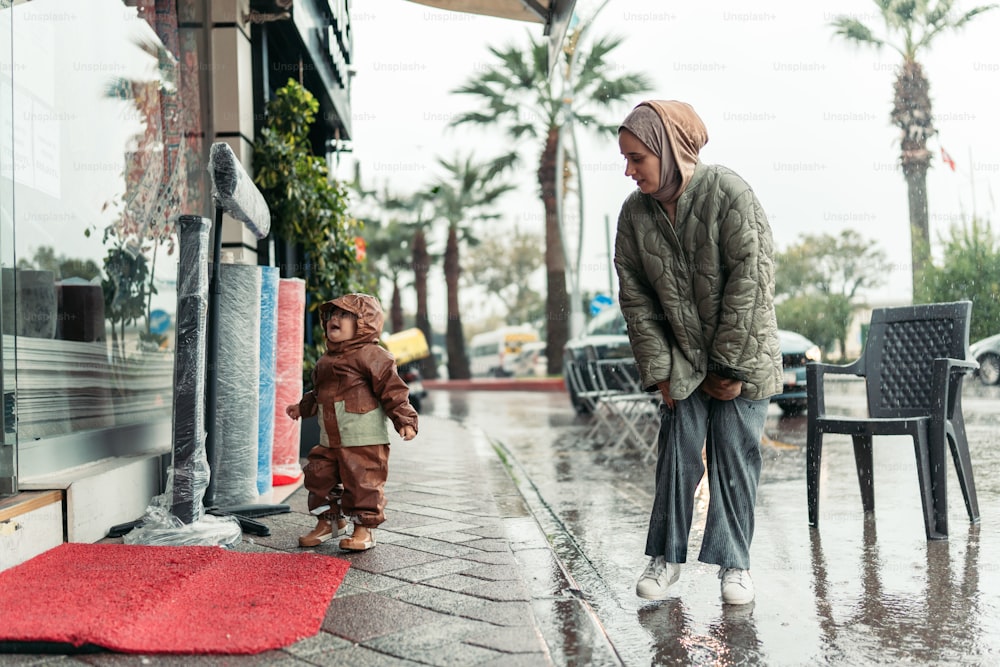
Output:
top-left (421, 379), bottom-right (1000, 666)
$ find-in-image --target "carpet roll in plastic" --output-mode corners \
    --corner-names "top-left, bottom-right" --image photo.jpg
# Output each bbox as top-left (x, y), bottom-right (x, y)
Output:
top-left (257, 266), bottom-right (280, 495)
top-left (211, 263), bottom-right (261, 505)
top-left (273, 278), bottom-right (305, 485)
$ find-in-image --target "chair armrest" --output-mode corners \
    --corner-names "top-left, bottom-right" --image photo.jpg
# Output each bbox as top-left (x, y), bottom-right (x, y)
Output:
top-left (931, 357), bottom-right (977, 420)
top-left (807, 359), bottom-right (864, 378)
top-left (940, 357), bottom-right (978, 374)
top-left (805, 358), bottom-right (864, 417)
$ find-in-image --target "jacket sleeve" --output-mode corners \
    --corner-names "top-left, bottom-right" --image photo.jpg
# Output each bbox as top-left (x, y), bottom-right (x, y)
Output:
top-left (368, 348), bottom-right (419, 434)
top-left (298, 367), bottom-right (319, 418)
top-left (711, 186), bottom-right (775, 381)
top-left (614, 198), bottom-right (673, 392)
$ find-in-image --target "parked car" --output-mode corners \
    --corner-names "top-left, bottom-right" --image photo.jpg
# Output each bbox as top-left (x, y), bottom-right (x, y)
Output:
top-left (562, 305), bottom-right (820, 415)
top-left (562, 306), bottom-right (634, 414)
top-left (511, 341), bottom-right (548, 377)
top-left (773, 329), bottom-right (822, 415)
top-left (968, 333), bottom-right (1000, 385)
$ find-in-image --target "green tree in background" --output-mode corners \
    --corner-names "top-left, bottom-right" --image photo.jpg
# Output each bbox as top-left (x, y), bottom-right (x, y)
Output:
top-left (429, 151), bottom-right (519, 380)
top-left (451, 32), bottom-right (651, 375)
top-left (830, 0), bottom-right (997, 299)
top-left (775, 294), bottom-right (853, 357)
top-left (465, 227), bottom-right (545, 327)
top-left (253, 79), bottom-right (359, 377)
top-left (348, 169), bottom-right (441, 378)
top-left (919, 216), bottom-right (1000, 341)
top-left (360, 216), bottom-right (412, 334)
top-left (253, 79), bottom-right (358, 319)
top-left (348, 174), bottom-right (412, 332)
top-left (395, 192), bottom-right (439, 379)
top-left (775, 230), bottom-right (889, 357)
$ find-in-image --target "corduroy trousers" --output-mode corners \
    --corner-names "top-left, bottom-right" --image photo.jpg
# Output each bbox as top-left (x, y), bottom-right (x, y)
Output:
top-left (644, 390), bottom-right (768, 570)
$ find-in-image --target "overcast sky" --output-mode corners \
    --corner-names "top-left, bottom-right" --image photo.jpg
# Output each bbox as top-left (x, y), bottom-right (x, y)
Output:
top-left (339, 0), bottom-right (1000, 321)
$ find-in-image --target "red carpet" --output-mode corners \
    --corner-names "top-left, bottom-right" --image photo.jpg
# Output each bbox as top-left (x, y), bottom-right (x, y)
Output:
top-left (0, 543), bottom-right (349, 654)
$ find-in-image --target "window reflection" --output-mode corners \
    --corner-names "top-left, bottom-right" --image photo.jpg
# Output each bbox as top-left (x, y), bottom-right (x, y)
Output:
top-left (1, 0), bottom-right (204, 449)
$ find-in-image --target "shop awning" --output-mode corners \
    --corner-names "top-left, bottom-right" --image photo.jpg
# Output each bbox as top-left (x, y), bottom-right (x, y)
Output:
top-left (404, 0), bottom-right (577, 73)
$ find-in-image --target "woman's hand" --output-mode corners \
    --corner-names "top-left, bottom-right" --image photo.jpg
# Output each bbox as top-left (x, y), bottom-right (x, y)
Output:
top-left (657, 380), bottom-right (675, 409)
top-left (700, 373), bottom-right (742, 401)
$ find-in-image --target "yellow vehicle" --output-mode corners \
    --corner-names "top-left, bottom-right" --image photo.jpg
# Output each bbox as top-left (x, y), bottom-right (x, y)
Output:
top-left (383, 328), bottom-right (430, 411)
top-left (383, 327), bottom-right (430, 365)
top-left (468, 325), bottom-right (540, 377)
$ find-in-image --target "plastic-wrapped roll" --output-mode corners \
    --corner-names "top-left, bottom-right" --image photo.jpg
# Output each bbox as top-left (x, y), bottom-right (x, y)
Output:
top-left (211, 263), bottom-right (261, 505)
top-left (256, 266), bottom-right (280, 495)
top-left (170, 215), bottom-right (211, 524)
top-left (273, 278), bottom-right (305, 485)
top-left (207, 142), bottom-right (271, 240)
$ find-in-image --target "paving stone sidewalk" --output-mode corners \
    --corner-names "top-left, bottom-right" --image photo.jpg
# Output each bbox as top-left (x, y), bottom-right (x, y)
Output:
top-left (0, 415), bottom-right (618, 666)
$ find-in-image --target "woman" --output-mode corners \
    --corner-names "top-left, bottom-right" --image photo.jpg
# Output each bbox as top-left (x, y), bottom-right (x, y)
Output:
top-left (614, 100), bottom-right (782, 606)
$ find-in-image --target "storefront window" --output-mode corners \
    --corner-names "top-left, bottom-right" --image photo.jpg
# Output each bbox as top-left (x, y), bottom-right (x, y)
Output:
top-left (0, 0), bottom-right (204, 482)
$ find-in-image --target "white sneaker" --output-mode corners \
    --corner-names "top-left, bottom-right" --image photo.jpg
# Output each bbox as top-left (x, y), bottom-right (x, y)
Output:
top-left (635, 556), bottom-right (680, 600)
top-left (719, 567), bottom-right (754, 605)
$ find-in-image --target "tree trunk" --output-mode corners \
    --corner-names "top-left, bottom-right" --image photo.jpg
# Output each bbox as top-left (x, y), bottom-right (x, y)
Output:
top-left (540, 125), bottom-right (569, 375)
top-left (444, 225), bottom-right (470, 379)
top-left (904, 166), bottom-right (930, 300)
top-left (893, 60), bottom-right (933, 301)
top-left (390, 277), bottom-right (403, 333)
top-left (412, 228), bottom-right (437, 379)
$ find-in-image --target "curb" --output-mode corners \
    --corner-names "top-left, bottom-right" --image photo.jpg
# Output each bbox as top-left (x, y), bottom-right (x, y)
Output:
top-left (424, 378), bottom-right (566, 392)
top-left (469, 426), bottom-right (624, 665)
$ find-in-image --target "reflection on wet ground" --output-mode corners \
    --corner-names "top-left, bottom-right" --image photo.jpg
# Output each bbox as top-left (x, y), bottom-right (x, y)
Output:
top-left (425, 381), bottom-right (1000, 665)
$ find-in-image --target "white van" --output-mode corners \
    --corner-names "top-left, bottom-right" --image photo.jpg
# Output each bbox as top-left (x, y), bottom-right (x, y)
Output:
top-left (468, 325), bottom-right (540, 377)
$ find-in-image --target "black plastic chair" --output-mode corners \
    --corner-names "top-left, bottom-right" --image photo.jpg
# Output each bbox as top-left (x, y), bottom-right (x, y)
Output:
top-left (805, 301), bottom-right (980, 540)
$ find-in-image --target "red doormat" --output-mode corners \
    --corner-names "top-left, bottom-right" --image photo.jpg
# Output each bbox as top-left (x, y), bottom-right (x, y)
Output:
top-left (0, 542), bottom-right (349, 654)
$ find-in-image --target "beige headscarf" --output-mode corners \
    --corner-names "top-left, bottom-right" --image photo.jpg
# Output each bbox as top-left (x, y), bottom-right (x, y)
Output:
top-left (619, 100), bottom-right (709, 204)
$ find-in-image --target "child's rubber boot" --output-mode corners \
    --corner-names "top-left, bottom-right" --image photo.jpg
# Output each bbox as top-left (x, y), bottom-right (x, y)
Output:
top-left (299, 516), bottom-right (337, 547)
top-left (339, 524), bottom-right (376, 551)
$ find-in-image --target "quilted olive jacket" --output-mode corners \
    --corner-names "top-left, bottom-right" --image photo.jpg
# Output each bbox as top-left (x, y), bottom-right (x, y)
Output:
top-left (614, 162), bottom-right (783, 401)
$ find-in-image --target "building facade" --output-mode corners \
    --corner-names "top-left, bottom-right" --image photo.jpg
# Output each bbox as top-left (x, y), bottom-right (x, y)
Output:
top-left (0, 0), bottom-right (352, 568)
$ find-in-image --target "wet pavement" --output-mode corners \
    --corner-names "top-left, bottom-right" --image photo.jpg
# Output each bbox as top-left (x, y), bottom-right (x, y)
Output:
top-left (2, 378), bottom-right (998, 665)
top-left (423, 379), bottom-right (1000, 666)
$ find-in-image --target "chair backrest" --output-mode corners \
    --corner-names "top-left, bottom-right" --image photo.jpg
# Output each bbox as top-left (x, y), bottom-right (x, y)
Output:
top-left (863, 300), bottom-right (972, 418)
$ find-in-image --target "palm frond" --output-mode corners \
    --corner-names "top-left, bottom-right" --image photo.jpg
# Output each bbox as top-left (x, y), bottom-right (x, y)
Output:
top-left (918, 3), bottom-right (998, 49)
top-left (831, 16), bottom-right (885, 47)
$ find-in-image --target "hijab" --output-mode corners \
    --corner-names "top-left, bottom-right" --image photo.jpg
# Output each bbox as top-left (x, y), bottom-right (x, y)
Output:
top-left (619, 100), bottom-right (709, 205)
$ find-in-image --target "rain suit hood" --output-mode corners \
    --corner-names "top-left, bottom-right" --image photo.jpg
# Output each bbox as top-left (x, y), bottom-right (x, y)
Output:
top-left (319, 293), bottom-right (384, 354)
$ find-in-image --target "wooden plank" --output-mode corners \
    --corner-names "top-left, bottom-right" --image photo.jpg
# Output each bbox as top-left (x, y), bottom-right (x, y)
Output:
top-left (0, 490), bottom-right (63, 522)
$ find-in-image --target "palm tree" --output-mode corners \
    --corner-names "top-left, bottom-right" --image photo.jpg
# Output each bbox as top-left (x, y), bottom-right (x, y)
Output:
top-left (387, 191), bottom-right (440, 379)
top-left (451, 31), bottom-right (651, 374)
top-left (429, 152), bottom-right (519, 380)
top-left (348, 174), bottom-right (439, 377)
top-left (361, 216), bottom-right (412, 333)
top-left (831, 0), bottom-right (997, 299)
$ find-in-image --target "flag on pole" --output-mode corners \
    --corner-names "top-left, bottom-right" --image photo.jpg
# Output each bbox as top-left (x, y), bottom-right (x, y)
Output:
top-left (940, 147), bottom-right (957, 171)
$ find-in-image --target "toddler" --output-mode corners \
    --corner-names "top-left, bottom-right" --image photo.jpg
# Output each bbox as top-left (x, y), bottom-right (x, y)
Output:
top-left (286, 293), bottom-right (417, 550)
